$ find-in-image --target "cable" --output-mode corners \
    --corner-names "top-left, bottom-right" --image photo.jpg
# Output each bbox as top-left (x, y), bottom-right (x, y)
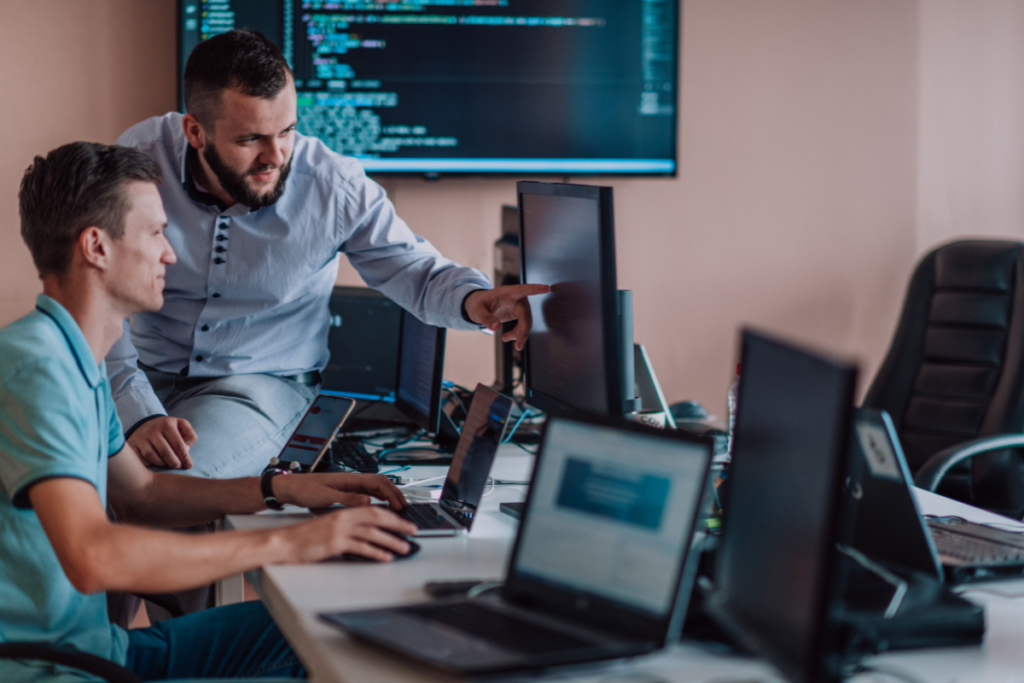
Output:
top-left (481, 477), bottom-right (496, 497)
top-left (849, 663), bottom-right (927, 683)
top-left (397, 474), bottom-right (448, 489)
top-left (510, 441), bottom-right (538, 455)
top-left (466, 581), bottom-right (503, 599)
top-left (378, 465), bottom-right (411, 476)
top-left (444, 386), bottom-right (468, 417)
top-left (502, 408), bottom-right (533, 444)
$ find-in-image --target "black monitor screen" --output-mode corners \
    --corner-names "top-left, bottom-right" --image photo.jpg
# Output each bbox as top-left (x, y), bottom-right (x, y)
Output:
top-left (709, 331), bottom-right (857, 683)
top-left (519, 182), bottom-right (620, 417)
top-left (178, 1), bottom-right (678, 175)
top-left (395, 311), bottom-right (446, 432)
top-left (321, 286), bottom-right (402, 400)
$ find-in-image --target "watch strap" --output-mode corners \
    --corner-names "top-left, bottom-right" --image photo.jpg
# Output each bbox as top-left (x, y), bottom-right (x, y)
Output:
top-left (261, 468), bottom-right (287, 511)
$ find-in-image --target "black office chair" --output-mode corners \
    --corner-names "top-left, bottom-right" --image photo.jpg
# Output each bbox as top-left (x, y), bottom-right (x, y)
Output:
top-left (0, 643), bottom-right (139, 683)
top-left (863, 239), bottom-right (1024, 519)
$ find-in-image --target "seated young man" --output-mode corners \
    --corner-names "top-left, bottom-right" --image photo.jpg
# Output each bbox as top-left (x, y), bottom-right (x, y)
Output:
top-left (0, 141), bottom-right (416, 682)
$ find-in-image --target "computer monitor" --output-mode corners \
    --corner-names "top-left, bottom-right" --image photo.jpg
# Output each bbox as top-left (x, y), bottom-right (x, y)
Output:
top-left (394, 309), bottom-right (447, 434)
top-left (518, 181), bottom-right (632, 418)
top-left (177, 1), bottom-right (679, 176)
top-left (707, 330), bottom-right (858, 683)
top-left (321, 286), bottom-right (402, 400)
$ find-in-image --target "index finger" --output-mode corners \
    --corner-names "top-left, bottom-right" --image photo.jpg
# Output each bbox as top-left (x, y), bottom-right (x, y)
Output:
top-left (176, 418), bottom-right (198, 447)
top-left (362, 507), bottom-right (418, 537)
top-left (161, 424), bottom-right (192, 469)
top-left (362, 474), bottom-right (409, 510)
top-left (502, 283), bottom-right (550, 299)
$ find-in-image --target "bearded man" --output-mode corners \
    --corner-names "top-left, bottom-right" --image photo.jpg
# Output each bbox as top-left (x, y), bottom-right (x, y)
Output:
top-left (108, 29), bottom-right (546, 479)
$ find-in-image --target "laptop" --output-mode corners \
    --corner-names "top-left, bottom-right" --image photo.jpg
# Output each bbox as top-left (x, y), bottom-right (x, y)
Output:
top-left (393, 384), bottom-right (514, 537)
top-left (848, 409), bottom-right (1024, 584)
top-left (322, 415), bottom-right (714, 677)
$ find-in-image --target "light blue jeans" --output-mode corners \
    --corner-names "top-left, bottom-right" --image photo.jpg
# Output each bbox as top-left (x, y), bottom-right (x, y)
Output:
top-left (141, 365), bottom-right (317, 479)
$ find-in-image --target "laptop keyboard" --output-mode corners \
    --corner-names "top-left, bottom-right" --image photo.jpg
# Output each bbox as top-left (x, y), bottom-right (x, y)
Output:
top-left (401, 503), bottom-right (458, 530)
top-left (930, 525), bottom-right (1024, 564)
top-left (406, 602), bottom-right (595, 655)
top-left (330, 438), bottom-right (379, 473)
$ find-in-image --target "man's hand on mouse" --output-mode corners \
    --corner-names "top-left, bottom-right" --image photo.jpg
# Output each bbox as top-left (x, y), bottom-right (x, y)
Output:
top-left (127, 416), bottom-right (197, 469)
top-left (464, 284), bottom-right (551, 351)
top-left (272, 472), bottom-right (409, 511)
top-left (285, 506), bottom-right (418, 564)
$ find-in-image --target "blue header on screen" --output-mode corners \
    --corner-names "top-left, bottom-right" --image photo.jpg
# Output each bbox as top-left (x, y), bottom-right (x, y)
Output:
top-left (177, 1), bottom-right (680, 176)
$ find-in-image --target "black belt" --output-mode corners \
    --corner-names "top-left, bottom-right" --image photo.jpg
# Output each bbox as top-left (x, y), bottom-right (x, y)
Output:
top-left (283, 370), bottom-right (322, 386)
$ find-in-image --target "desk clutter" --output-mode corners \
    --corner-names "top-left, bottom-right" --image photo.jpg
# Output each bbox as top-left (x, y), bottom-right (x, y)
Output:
top-left (257, 325), bottom-right (1024, 683)
top-left (250, 188), bottom-right (1024, 683)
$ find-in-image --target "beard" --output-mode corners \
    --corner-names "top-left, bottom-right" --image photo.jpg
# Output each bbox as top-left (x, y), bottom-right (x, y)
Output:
top-left (203, 142), bottom-right (292, 209)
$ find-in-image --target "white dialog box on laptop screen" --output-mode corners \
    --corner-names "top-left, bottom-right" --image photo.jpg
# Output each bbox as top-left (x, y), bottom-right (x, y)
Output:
top-left (515, 420), bottom-right (708, 616)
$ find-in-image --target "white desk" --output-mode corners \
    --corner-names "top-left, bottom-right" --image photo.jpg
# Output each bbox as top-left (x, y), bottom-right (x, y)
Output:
top-left (226, 449), bottom-right (1024, 683)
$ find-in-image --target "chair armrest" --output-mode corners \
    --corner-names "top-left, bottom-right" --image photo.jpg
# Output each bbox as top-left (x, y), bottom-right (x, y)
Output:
top-left (0, 643), bottom-right (139, 683)
top-left (913, 434), bottom-right (1024, 492)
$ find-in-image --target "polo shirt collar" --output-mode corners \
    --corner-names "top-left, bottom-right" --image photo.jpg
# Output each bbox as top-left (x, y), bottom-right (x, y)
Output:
top-left (34, 294), bottom-right (101, 389)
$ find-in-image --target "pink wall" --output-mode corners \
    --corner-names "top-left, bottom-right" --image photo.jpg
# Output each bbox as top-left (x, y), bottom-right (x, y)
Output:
top-left (916, 0), bottom-right (1024, 249)
top-left (1, 0), bottom-right (1015, 420)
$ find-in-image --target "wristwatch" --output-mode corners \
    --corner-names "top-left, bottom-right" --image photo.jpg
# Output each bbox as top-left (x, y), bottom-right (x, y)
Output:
top-left (261, 468), bottom-right (289, 511)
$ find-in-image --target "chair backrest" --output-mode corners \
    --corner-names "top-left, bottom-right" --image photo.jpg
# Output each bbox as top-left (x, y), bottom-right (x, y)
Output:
top-left (863, 240), bottom-right (1024, 513)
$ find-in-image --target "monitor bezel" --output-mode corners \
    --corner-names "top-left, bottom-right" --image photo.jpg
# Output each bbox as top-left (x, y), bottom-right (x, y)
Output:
top-left (393, 311), bottom-right (447, 434)
top-left (174, 0), bottom-right (681, 178)
top-left (502, 413), bottom-right (716, 644)
top-left (706, 329), bottom-right (857, 683)
top-left (517, 181), bottom-right (625, 419)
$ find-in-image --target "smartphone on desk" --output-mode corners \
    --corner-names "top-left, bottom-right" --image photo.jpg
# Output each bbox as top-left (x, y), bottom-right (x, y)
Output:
top-left (276, 394), bottom-right (357, 471)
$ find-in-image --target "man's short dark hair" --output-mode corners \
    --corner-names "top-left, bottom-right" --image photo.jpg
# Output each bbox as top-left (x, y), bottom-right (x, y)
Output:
top-left (184, 29), bottom-right (292, 127)
top-left (19, 142), bottom-right (163, 278)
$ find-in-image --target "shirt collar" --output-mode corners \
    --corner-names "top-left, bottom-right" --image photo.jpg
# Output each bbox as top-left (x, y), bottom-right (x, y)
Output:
top-left (182, 144), bottom-right (228, 209)
top-left (34, 294), bottom-right (102, 388)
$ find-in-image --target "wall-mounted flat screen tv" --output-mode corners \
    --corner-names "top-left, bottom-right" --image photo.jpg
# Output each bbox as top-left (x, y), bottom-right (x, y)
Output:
top-left (178, 0), bottom-right (679, 176)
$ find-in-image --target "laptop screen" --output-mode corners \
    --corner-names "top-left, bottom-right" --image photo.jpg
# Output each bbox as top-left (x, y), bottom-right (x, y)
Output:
top-left (512, 418), bottom-right (710, 617)
top-left (440, 385), bottom-right (514, 509)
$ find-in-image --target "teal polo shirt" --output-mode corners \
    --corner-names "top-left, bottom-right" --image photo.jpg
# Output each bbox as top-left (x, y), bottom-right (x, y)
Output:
top-left (0, 295), bottom-right (128, 682)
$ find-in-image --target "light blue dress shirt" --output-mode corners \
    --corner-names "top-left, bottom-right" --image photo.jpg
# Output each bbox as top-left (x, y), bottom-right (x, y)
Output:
top-left (0, 295), bottom-right (128, 683)
top-left (107, 112), bottom-right (490, 431)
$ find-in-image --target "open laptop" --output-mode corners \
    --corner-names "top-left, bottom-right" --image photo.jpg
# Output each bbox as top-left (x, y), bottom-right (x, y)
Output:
top-left (849, 409), bottom-right (1024, 584)
top-left (393, 384), bottom-right (514, 537)
top-left (322, 415), bottom-right (714, 677)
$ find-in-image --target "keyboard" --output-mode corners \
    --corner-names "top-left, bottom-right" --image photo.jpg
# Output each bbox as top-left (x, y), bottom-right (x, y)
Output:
top-left (400, 503), bottom-right (458, 530)
top-left (930, 525), bottom-right (1024, 564)
top-left (405, 602), bottom-right (594, 655)
top-left (330, 438), bottom-right (379, 473)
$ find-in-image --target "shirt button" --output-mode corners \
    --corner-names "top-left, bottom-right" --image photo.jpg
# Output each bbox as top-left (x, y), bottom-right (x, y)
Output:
top-left (215, 246), bottom-right (226, 253)
top-left (218, 221), bottom-right (229, 229)
top-left (201, 325), bottom-right (210, 332)
top-left (212, 293), bottom-right (221, 298)
top-left (216, 235), bottom-right (228, 241)
top-left (195, 355), bottom-right (204, 362)
top-left (214, 257), bottom-right (225, 264)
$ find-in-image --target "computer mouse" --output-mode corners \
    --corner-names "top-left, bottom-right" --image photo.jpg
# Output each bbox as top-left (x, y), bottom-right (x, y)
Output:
top-left (322, 528), bottom-right (421, 563)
